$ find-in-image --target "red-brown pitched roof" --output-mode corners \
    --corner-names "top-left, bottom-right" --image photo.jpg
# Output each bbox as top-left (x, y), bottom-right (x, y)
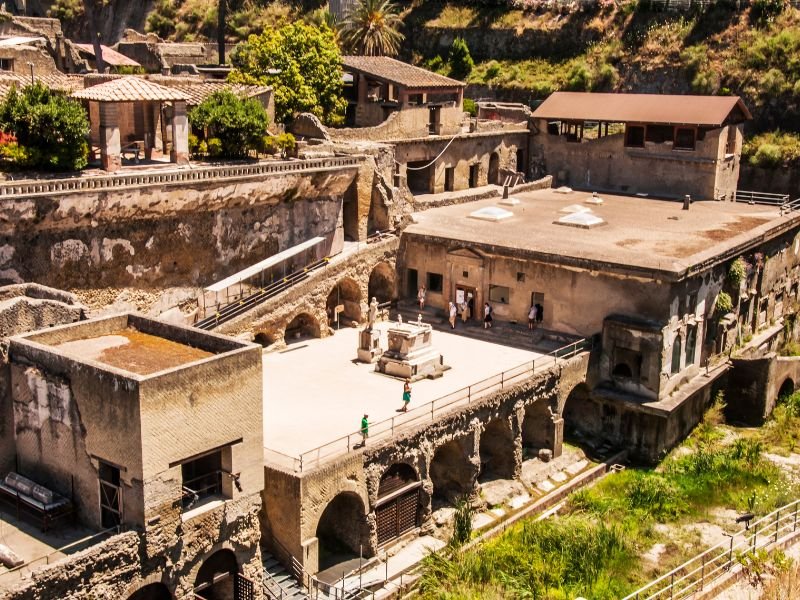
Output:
top-left (72, 77), bottom-right (189, 102)
top-left (532, 92), bottom-right (751, 126)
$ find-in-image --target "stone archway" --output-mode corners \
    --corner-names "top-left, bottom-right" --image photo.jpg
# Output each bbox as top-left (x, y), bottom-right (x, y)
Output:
top-left (326, 277), bottom-right (363, 328)
top-left (284, 312), bottom-right (321, 343)
top-left (563, 383), bottom-right (599, 443)
top-left (194, 549), bottom-right (238, 600)
top-left (316, 491), bottom-right (371, 570)
top-left (430, 439), bottom-right (476, 504)
top-left (478, 419), bottom-right (516, 482)
top-left (368, 262), bottom-right (396, 304)
top-left (779, 378), bottom-right (795, 400)
top-left (127, 583), bottom-right (172, 600)
top-left (376, 463), bottom-right (421, 546)
top-left (522, 400), bottom-right (558, 454)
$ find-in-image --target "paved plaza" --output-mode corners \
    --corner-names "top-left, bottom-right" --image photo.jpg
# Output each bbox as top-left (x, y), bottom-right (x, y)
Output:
top-left (262, 321), bottom-right (545, 457)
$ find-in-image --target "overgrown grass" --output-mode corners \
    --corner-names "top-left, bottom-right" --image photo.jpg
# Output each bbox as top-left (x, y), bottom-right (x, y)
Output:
top-left (759, 390), bottom-right (800, 455)
top-left (418, 396), bottom-right (799, 599)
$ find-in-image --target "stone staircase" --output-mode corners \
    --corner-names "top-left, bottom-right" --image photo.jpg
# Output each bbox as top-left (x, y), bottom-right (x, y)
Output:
top-left (262, 551), bottom-right (308, 600)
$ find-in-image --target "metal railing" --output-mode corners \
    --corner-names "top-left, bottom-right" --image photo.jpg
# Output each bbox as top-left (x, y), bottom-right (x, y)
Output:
top-left (623, 498), bottom-right (800, 600)
top-left (0, 526), bottom-right (121, 587)
top-left (0, 156), bottom-right (360, 198)
top-left (265, 336), bottom-right (594, 473)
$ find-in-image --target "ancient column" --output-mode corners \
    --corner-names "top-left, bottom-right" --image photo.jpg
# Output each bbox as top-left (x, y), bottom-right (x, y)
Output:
top-left (99, 102), bottom-right (121, 172)
top-left (170, 100), bottom-right (190, 165)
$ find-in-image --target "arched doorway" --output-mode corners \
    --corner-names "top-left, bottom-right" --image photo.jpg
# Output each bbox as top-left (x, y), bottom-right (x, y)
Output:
top-left (478, 419), bottom-right (515, 482)
top-left (128, 583), bottom-right (172, 600)
top-left (779, 378), bottom-right (795, 400)
top-left (368, 262), bottom-right (396, 304)
top-left (194, 549), bottom-right (238, 600)
top-left (316, 492), bottom-right (370, 571)
top-left (522, 401), bottom-right (556, 453)
top-left (430, 439), bottom-right (475, 504)
top-left (563, 383), bottom-right (600, 443)
top-left (376, 463), bottom-right (421, 546)
top-left (284, 312), bottom-right (321, 344)
top-left (254, 330), bottom-right (279, 348)
top-left (326, 278), bottom-right (363, 328)
top-left (488, 152), bottom-right (500, 185)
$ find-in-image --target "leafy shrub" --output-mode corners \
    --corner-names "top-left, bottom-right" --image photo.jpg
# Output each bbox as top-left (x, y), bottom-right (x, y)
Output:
top-left (448, 37), bottom-right (475, 80)
top-left (531, 80), bottom-right (555, 98)
top-left (728, 257), bottom-right (748, 288)
top-left (484, 61), bottom-right (501, 82)
top-left (189, 90), bottom-right (269, 159)
top-left (750, 143), bottom-right (783, 168)
top-left (450, 496), bottom-right (473, 546)
top-left (566, 62), bottom-right (593, 91)
top-left (691, 69), bottom-right (718, 94)
top-left (762, 68), bottom-right (788, 95)
top-left (260, 134), bottom-right (278, 155)
top-left (716, 291), bottom-right (734, 314)
top-left (276, 132), bottom-right (296, 157)
top-left (424, 55), bottom-right (445, 74)
top-left (593, 62), bottom-right (619, 90)
top-left (0, 83), bottom-right (89, 171)
top-left (463, 98), bottom-right (477, 117)
top-left (206, 137), bottom-right (223, 157)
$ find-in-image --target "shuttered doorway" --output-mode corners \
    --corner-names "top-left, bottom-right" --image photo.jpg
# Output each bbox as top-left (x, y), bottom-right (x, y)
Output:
top-left (376, 464), bottom-right (421, 546)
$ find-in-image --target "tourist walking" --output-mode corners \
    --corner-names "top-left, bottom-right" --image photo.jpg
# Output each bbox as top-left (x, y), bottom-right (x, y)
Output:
top-left (484, 302), bottom-right (493, 329)
top-left (418, 285), bottom-right (426, 309)
top-left (528, 304), bottom-right (537, 330)
top-left (460, 299), bottom-right (470, 323)
top-left (401, 379), bottom-right (411, 412)
top-left (360, 414), bottom-right (369, 445)
top-left (448, 301), bottom-right (457, 329)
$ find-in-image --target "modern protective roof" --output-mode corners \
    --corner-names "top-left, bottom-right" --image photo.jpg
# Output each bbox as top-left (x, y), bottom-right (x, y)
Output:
top-left (74, 44), bottom-right (142, 67)
top-left (532, 92), bottom-right (752, 126)
top-left (342, 56), bottom-right (465, 89)
top-left (160, 80), bottom-right (271, 107)
top-left (72, 76), bottom-right (189, 102)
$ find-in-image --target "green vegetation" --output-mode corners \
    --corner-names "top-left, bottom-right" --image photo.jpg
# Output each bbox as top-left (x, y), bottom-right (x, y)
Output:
top-left (463, 98), bottom-right (477, 117)
top-left (715, 291), bottom-right (734, 315)
top-left (340, 0), bottom-right (405, 56)
top-left (188, 89), bottom-right (269, 158)
top-left (0, 83), bottom-right (89, 171)
top-left (728, 257), bottom-right (749, 288)
top-left (759, 390), bottom-right (800, 455)
top-left (743, 131), bottom-right (800, 168)
top-left (418, 396), bottom-right (799, 599)
top-left (448, 37), bottom-right (474, 80)
top-left (229, 22), bottom-right (347, 125)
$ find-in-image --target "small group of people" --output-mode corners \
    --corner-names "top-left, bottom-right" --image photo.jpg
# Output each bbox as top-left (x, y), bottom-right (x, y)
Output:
top-left (528, 302), bottom-right (544, 330)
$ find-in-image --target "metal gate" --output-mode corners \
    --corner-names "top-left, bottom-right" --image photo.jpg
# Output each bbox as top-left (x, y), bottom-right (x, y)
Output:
top-left (235, 573), bottom-right (254, 600)
top-left (376, 487), bottom-right (419, 545)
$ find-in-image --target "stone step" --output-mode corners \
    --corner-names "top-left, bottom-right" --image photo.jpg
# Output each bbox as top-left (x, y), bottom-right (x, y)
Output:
top-left (566, 459), bottom-right (589, 476)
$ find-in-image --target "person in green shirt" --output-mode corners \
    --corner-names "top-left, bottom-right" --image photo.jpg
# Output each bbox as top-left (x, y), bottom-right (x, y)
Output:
top-left (360, 414), bottom-right (369, 445)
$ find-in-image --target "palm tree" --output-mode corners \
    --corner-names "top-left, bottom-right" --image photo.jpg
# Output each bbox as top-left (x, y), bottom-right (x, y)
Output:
top-left (339, 0), bottom-right (405, 57)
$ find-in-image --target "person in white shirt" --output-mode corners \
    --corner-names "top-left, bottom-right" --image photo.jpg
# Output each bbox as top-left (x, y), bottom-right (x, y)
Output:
top-left (448, 301), bottom-right (457, 329)
top-left (528, 304), bottom-right (537, 330)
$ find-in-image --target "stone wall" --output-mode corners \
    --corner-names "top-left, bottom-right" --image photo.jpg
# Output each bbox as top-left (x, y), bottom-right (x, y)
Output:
top-left (329, 105), bottom-right (464, 143)
top-left (738, 164), bottom-right (800, 197)
top-left (0, 163), bottom-right (359, 290)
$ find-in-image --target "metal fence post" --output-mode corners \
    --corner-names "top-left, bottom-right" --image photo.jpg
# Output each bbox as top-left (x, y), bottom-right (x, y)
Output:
top-left (670, 572), bottom-right (674, 600)
top-left (701, 554), bottom-right (705, 590)
top-left (795, 502), bottom-right (798, 531)
top-left (775, 509), bottom-right (780, 542)
top-left (728, 534), bottom-right (734, 567)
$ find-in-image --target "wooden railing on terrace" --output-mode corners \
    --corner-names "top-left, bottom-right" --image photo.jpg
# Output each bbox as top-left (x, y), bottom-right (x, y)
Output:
top-left (0, 156), bottom-right (361, 199)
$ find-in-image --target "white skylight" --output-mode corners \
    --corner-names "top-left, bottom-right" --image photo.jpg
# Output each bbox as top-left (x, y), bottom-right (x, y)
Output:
top-left (555, 212), bottom-right (606, 229)
top-left (585, 192), bottom-right (604, 205)
top-left (499, 197), bottom-right (521, 206)
top-left (468, 206), bottom-right (513, 222)
top-left (560, 204), bottom-right (592, 214)
top-left (554, 186), bottom-right (573, 194)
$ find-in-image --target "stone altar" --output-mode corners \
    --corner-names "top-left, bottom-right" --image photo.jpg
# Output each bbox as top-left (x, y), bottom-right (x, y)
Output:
top-left (357, 297), bottom-right (384, 363)
top-left (375, 321), bottom-right (447, 379)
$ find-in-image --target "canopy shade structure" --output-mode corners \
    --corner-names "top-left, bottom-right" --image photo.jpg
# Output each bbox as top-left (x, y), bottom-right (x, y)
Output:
top-left (205, 237), bottom-right (326, 293)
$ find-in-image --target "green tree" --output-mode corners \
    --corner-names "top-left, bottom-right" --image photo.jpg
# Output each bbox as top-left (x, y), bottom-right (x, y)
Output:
top-left (339, 0), bottom-right (404, 57)
top-left (189, 89), bottom-right (269, 159)
top-left (0, 83), bottom-right (89, 171)
top-left (229, 22), bottom-right (347, 125)
top-left (448, 37), bottom-right (474, 80)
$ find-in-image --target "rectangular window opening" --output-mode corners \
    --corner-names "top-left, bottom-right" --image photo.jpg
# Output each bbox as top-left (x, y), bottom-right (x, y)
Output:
top-left (674, 127), bottom-right (696, 151)
top-left (624, 125), bottom-right (645, 148)
top-left (489, 285), bottom-right (510, 304)
top-left (516, 272), bottom-right (525, 283)
top-left (530, 291), bottom-right (545, 322)
top-left (181, 450), bottom-right (225, 510)
top-left (646, 125), bottom-right (675, 144)
top-left (427, 272), bottom-right (443, 293)
top-left (99, 461), bottom-right (122, 529)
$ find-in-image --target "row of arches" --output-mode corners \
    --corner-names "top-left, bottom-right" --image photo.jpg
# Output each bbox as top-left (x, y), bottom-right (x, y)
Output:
top-left (314, 400), bottom-right (567, 571)
top-left (126, 549), bottom-right (243, 600)
top-left (254, 262), bottom-right (397, 348)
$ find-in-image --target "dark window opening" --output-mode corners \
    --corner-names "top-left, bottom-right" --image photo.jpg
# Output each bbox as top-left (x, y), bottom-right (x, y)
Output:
top-left (462, 270), bottom-right (469, 278)
top-left (646, 125), bottom-right (674, 144)
top-left (469, 164), bottom-right (479, 188)
top-left (547, 121), bottom-right (560, 135)
top-left (612, 363), bottom-right (633, 378)
top-left (427, 272), bottom-right (443, 293)
top-left (0, 59), bottom-right (13, 72)
top-left (686, 325), bottom-right (697, 366)
top-left (407, 268), bottom-right (418, 297)
top-left (674, 127), bottom-right (696, 151)
top-left (613, 347), bottom-right (642, 382)
top-left (99, 461), bottom-right (122, 529)
top-left (516, 149), bottom-right (526, 173)
top-left (444, 166), bottom-right (455, 192)
top-left (671, 335), bottom-right (682, 375)
top-left (517, 272), bottom-right (525, 283)
top-left (625, 125), bottom-right (645, 148)
top-left (687, 292), bottom-right (698, 315)
top-left (181, 450), bottom-right (223, 510)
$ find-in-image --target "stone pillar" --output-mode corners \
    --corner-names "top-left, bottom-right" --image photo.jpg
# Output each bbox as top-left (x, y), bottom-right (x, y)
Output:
top-left (99, 102), bottom-right (121, 172)
top-left (456, 88), bottom-right (464, 108)
top-left (551, 416), bottom-right (564, 458)
top-left (170, 100), bottom-right (190, 165)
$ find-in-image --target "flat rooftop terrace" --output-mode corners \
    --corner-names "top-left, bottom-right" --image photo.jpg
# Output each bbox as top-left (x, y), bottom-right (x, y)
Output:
top-left (405, 188), bottom-right (798, 277)
top-left (51, 328), bottom-right (213, 375)
top-left (263, 322), bottom-right (551, 459)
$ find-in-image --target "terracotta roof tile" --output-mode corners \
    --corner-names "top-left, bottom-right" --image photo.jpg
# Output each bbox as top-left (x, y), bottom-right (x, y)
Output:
top-left (342, 56), bottom-right (464, 89)
top-left (532, 92), bottom-right (752, 127)
top-left (72, 76), bottom-right (190, 102)
top-left (158, 80), bottom-right (271, 106)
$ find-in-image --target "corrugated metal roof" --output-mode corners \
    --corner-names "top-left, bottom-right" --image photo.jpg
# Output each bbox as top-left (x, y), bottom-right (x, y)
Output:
top-left (72, 76), bottom-right (189, 102)
top-left (74, 44), bottom-right (142, 68)
top-left (342, 56), bottom-right (465, 89)
top-left (0, 36), bottom-right (46, 47)
top-left (161, 80), bottom-right (271, 106)
top-left (532, 92), bottom-right (752, 126)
